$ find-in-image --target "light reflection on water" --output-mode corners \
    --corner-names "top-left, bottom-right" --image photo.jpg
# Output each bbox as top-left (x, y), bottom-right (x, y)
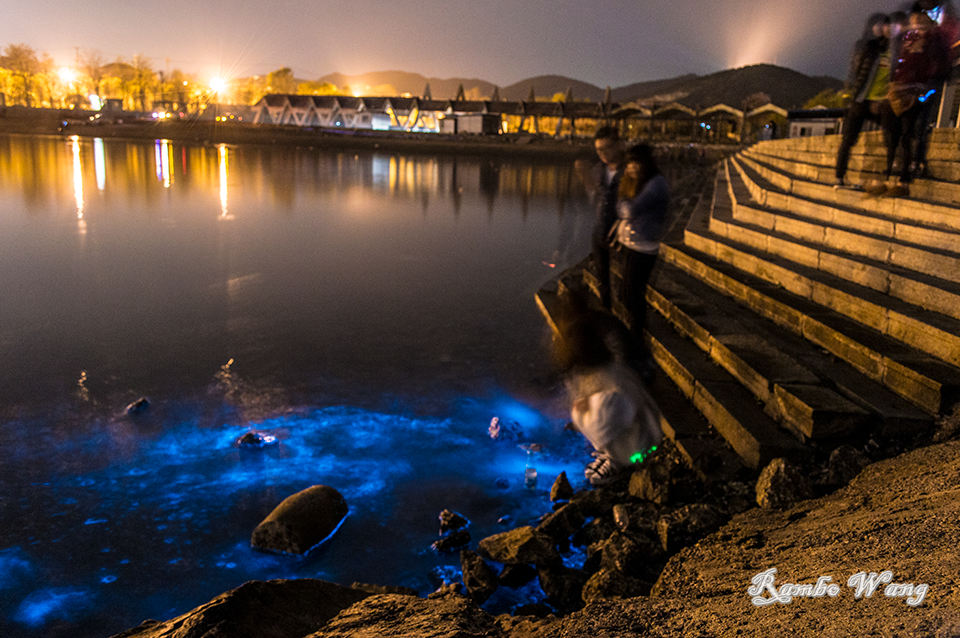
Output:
top-left (0, 133), bottom-right (605, 636)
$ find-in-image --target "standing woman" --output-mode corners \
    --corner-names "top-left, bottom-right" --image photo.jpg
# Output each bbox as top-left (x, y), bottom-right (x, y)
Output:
top-left (612, 143), bottom-right (669, 372)
top-left (834, 13), bottom-right (891, 189)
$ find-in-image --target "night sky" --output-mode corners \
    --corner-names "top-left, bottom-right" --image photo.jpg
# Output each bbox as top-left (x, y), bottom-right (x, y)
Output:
top-left (1, 1), bottom-right (908, 86)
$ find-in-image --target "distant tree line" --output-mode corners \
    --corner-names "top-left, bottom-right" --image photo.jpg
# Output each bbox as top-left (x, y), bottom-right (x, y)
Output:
top-left (0, 44), bottom-right (342, 110)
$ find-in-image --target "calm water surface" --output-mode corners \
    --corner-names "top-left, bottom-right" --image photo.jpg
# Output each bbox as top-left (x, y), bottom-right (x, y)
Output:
top-left (0, 133), bottom-right (598, 636)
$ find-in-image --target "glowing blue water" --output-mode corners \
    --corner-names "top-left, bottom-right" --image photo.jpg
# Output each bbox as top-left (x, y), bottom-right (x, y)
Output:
top-left (0, 136), bottom-right (603, 637)
top-left (1, 396), bottom-right (588, 636)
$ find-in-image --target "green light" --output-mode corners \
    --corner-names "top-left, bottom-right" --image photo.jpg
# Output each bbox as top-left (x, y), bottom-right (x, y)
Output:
top-left (630, 445), bottom-right (659, 464)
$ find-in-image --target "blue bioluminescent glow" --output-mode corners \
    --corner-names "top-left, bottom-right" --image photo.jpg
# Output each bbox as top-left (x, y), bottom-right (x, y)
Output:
top-left (14, 588), bottom-right (89, 627)
top-left (1, 396), bottom-right (594, 637)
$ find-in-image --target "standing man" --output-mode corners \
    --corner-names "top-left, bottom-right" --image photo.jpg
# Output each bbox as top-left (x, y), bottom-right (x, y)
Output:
top-left (576, 126), bottom-right (624, 307)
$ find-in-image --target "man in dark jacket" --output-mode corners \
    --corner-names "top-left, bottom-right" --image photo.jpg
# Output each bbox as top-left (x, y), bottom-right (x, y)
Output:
top-left (834, 13), bottom-right (891, 189)
top-left (577, 126), bottom-right (624, 307)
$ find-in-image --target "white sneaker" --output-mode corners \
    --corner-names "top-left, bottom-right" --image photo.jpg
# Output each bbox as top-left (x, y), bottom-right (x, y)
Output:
top-left (584, 453), bottom-right (619, 486)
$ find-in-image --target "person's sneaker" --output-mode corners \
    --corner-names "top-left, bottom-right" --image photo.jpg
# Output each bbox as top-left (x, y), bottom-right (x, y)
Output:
top-left (585, 453), bottom-right (620, 486)
top-left (864, 179), bottom-right (887, 196)
top-left (885, 182), bottom-right (910, 198)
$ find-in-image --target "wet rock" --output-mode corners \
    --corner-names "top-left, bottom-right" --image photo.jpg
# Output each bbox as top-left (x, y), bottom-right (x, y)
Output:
top-left (251, 485), bottom-right (348, 555)
top-left (350, 582), bottom-right (418, 596)
top-left (536, 502), bottom-right (585, 543)
top-left (509, 603), bottom-right (555, 618)
top-left (426, 582), bottom-right (464, 599)
top-left (125, 397), bottom-right (150, 415)
top-left (495, 478), bottom-right (510, 490)
top-left (237, 431), bottom-right (278, 449)
top-left (611, 502), bottom-right (659, 535)
top-left (628, 462), bottom-right (670, 504)
top-left (111, 579), bottom-right (368, 638)
top-left (499, 563), bottom-right (537, 588)
top-left (581, 567), bottom-right (651, 603)
top-left (431, 529), bottom-right (471, 553)
top-left (656, 503), bottom-right (724, 553)
top-left (306, 593), bottom-right (498, 638)
top-left (713, 481), bottom-right (754, 515)
top-left (460, 550), bottom-right (499, 604)
top-left (755, 458), bottom-right (814, 509)
top-left (537, 565), bottom-right (588, 613)
top-left (488, 416), bottom-right (520, 440)
top-left (571, 515), bottom-right (616, 548)
top-left (438, 509), bottom-right (469, 534)
top-left (825, 445), bottom-right (870, 487)
top-left (550, 472), bottom-right (574, 502)
top-left (569, 487), bottom-right (616, 518)
top-left (477, 526), bottom-right (560, 566)
top-left (599, 531), bottom-right (660, 574)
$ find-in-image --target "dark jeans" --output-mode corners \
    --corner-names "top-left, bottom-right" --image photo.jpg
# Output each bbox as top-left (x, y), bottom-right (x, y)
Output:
top-left (591, 227), bottom-right (612, 307)
top-left (836, 100), bottom-right (880, 181)
top-left (881, 100), bottom-right (923, 184)
top-left (619, 248), bottom-right (658, 346)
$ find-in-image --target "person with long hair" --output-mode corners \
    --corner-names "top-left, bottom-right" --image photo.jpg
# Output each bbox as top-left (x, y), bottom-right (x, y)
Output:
top-left (611, 143), bottom-right (669, 372)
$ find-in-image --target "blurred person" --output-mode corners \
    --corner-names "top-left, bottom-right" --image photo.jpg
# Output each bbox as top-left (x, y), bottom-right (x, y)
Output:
top-left (575, 126), bottom-right (624, 308)
top-left (876, 8), bottom-right (951, 196)
top-left (611, 143), bottom-right (669, 379)
top-left (554, 305), bottom-right (662, 486)
top-left (834, 13), bottom-right (892, 190)
top-left (907, 0), bottom-right (959, 177)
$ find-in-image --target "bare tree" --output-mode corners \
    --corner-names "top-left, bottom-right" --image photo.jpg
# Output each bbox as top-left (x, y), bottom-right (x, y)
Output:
top-left (0, 43), bottom-right (41, 106)
top-left (81, 49), bottom-right (105, 103)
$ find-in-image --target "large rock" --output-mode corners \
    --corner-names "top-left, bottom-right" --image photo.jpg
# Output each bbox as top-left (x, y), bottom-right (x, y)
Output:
top-left (537, 565), bottom-right (588, 613)
top-left (581, 567), bottom-right (651, 603)
top-left (251, 485), bottom-right (349, 554)
top-left (536, 502), bottom-right (585, 543)
top-left (656, 503), bottom-right (723, 553)
top-left (599, 531), bottom-right (660, 574)
top-left (628, 463), bottom-right (671, 504)
top-left (110, 579), bottom-right (369, 638)
top-left (755, 458), bottom-right (813, 509)
top-left (477, 526), bottom-right (560, 566)
top-left (825, 445), bottom-right (870, 487)
top-left (550, 471), bottom-right (574, 502)
top-left (305, 593), bottom-right (500, 638)
top-left (460, 550), bottom-right (499, 603)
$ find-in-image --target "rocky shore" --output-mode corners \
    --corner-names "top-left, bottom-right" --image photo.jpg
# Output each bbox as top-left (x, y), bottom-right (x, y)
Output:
top-left (112, 409), bottom-right (960, 638)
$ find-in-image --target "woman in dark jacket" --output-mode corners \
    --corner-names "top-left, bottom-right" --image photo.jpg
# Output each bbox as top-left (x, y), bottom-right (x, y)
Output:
top-left (834, 13), bottom-right (891, 189)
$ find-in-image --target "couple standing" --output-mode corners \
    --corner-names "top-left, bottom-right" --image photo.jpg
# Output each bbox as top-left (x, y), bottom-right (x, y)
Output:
top-left (565, 127), bottom-right (668, 485)
top-left (581, 126), bottom-right (668, 362)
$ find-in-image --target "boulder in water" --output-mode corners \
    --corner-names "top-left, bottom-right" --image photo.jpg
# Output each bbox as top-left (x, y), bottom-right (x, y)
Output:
top-left (251, 485), bottom-right (348, 555)
top-left (125, 397), bottom-right (150, 415)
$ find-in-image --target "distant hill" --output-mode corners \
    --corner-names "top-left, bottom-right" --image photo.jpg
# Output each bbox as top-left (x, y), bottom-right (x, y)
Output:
top-left (314, 65), bottom-right (841, 109)
top-left (616, 64), bottom-right (842, 110)
top-left (500, 75), bottom-right (606, 102)
top-left (317, 70), bottom-right (496, 100)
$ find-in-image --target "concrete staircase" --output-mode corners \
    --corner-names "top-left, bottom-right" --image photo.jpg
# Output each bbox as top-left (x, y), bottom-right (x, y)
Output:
top-left (538, 130), bottom-right (960, 473)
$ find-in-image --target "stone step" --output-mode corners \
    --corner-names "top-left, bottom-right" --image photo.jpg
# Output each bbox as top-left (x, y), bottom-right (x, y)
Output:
top-left (730, 156), bottom-right (960, 255)
top-left (705, 167), bottom-right (960, 371)
top-left (649, 261), bottom-right (931, 438)
top-left (646, 372), bottom-right (745, 483)
top-left (754, 129), bottom-right (960, 164)
top-left (645, 309), bottom-right (808, 469)
top-left (725, 161), bottom-right (960, 322)
top-left (738, 153), bottom-right (960, 232)
top-left (742, 148), bottom-right (960, 207)
top-left (661, 176), bottom-right (960, 414)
